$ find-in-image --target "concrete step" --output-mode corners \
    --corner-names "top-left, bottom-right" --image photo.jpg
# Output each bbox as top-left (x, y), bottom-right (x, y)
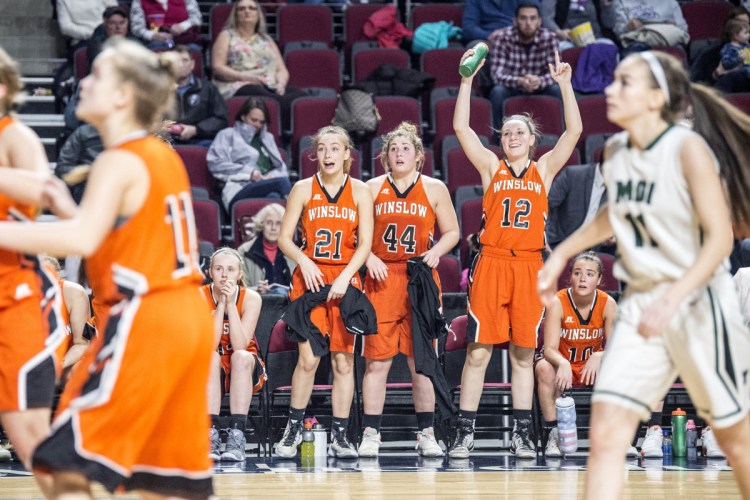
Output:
top-left (18, 96), bottom-right (57, 115)
top-left (0, 36), bottom-right (65, 61)
top-left (16, 58), bottom-right (66, 77)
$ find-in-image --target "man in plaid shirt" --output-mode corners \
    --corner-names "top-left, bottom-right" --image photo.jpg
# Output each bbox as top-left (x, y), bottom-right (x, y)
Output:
top-left (488, 3), bottom-right (561, 129)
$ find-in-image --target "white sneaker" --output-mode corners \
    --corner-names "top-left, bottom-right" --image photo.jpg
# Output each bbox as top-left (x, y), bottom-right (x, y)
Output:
top-left (416, 427), bottom-right (444, 457)
top-left (358, 427), bottom-right (382, 458)
top-left (274, 420), bottom-right (303, 458)
top-left (626, 445), bottom-right (639, 457)
top-left (545, 427), bottom-right (562, 458)
top-left (702, 427), bottom-right (726, 458)
top-left (641, 425), bottom-right (664, 458)
top-left (208, 428), bottom-right (221, 461)
top-left (329, 431), bottom-right (358, 459)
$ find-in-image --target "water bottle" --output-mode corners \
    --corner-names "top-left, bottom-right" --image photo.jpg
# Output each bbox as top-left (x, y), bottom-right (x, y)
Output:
top-left (556, 393), bottom-right (578, 455)
top-left (662, 429), bottom-right (672, 456)
top-left (459, 42), bottom-right (489, 78)
top-left (671, 408), bottom-right (687, 458)
top-left (301, 421), bottom-right (315, 466)
top-left (686, 419), bottom-right (698, 460)
top-left (313, 423), bottom-right (327, 457)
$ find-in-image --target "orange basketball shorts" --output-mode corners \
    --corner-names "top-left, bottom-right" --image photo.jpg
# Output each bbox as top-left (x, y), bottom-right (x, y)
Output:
top-left (466, 247), bottom-right (543, 348)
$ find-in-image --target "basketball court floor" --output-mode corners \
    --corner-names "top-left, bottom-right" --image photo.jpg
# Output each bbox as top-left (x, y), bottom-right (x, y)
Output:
top-left (0, 447), bottom-right (740, 499)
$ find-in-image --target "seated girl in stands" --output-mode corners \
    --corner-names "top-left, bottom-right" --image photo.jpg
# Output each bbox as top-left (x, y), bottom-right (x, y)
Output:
top-left (534, 251), bottom-right (616, 457)
top-left (208, 97), bottom-right (290, 211)
top-left (200, 247), bottom-right (265, 462)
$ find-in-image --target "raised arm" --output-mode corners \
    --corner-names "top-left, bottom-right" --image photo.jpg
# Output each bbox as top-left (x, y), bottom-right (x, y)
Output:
top-left (454, 48), bottom-right (499, 191)
top-left (537, 51), bottom-right (582, 190)
top-left (0, 149), bottom-right (145, 257)
top-left (226, 287), bottom-right (261, 351)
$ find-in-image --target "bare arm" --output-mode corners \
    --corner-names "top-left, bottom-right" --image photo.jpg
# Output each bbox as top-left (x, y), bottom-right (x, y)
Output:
top-left (0, 149), bottom-right (146, 257)
top-left (421, 178), bottom-right (460, 268)
top-left (213, 299), bottom-right (225, 348)
top-left (537, 52), bottom-right (582, 190)
top-left (542, 297), bottom-right (568, 369)
top-left (0, 122), bottom-right (50, 204)
top-left (603, 295), bottom-right (617, 341)
top-left (227, 288), bottom-right (261, 351)
top-left (270, 40), bottom-right (290, 91)
top-left (328, 181), bottom-right (373, 300)
top-left (61, 280), bottom-right (91, 369)
top-left (454, 49), bottom-right (499, 191)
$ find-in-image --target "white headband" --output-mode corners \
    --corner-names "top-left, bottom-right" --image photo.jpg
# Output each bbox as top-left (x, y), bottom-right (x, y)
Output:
top-left (639, 51), bottom-right (670, 105)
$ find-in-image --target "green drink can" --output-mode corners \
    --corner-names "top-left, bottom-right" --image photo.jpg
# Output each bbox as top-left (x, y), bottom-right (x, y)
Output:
top-left (459, 42), bottom-right (489, 78)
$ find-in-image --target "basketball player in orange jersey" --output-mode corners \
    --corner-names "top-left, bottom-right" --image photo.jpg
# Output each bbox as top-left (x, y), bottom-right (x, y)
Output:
top-left (274, 125), bottom-right (373, 459)
top-left (0, 39), bottom-right (214, 499)
top-left (449, 49), bottom-right (582, 459)
top-left (200, 247), bottom-right (265, 463)
top-left (0, 47), bottom-right (65, 496)
top-left (535, 251), bottom-right (616, 457)
top-left (45, 257), bottom-right (93, 387)
top-left (357, 122), bottom-right (459, 458)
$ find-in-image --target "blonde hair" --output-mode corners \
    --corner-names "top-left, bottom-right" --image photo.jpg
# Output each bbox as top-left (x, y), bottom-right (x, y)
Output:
top-left (0, 47), bottom-right (23, 114)
top-left (100, 39), bottom-right (177, 129)
top-left (253, 203), bottom-right (285, 234)
top-left (311, 125), bottom-right (354, 174)
top-left (225, 0), bottom-right (268, 38)
top-left (209, 247), bottom-right (247, 287)
top-left (380, 121), bottom-right (425, 173)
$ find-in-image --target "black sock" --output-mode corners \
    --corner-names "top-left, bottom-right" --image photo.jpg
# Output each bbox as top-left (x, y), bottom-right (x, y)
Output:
top-left (458, 409), bottom-right (477, 423)
top-left (331, 417), bottom-right (348, 435)
top-left (230, 414), bottom-right (247, 432)
top-left (289, 407), bottom-right (305, 426)
top-left (544, 420), bottom-right (558, 429)
top-left (513, 409), bottom-right (533, 423)
top-left (210, 414), bottom-right (221, 429)
top-left (416, 412), bottom-right (434, 431)
top-left (647, 412), bottom-right (662, 428)
top-left (363, 414), bottom-right (382, 432)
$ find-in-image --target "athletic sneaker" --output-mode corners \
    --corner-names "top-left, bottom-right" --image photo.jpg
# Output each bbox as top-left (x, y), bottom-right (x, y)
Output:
top-left (358, 427), bottom-right (382, 458)
top-left (544, 427), bottom-right (562, 458)
top-left (416, 427), bottom-right (444, 457)
top-left (328, 430), bottom-right (358, 459)
top-left (275, 420), bottom-right (303, 458)
top-left (208, 428), bottom-right (221, 461)
top-left (447, 418), bottom-right (474, 459)
top-left (626, 445), bottom-right (639, 457)
top-left (221, 428), bottom-right (246, 462)
top-left (510, 420), bottom-right (536, 459)
top-left (0, 447), bottom-right (10, 462)
top-left (702, 427), bottom-right (726, 458)
top-left (641, 425), bottom-right (664, 458)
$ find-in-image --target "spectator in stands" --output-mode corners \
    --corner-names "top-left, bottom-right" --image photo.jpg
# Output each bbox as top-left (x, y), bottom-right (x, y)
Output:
top-left (200, 248), bottom-right (265, 462)
top-left (87, 6), bottom-right (138, 68)
top-left (207, 97), bottom-right (290, 211)
top-left (603, 0), bottom-right (688, 54)
top-left (690, 6), bottom-right (750, 86)
top-left (237, 203), bottom-right (296, 296)
top-left (546, 162), bottom-right (615, 254)
top-left (211, 0), bottom-right (307, 129)
top-left (488, 3), bottom-right (562, 129)
top-left (129, 0), bottom-right (202, 51)
top-left (57, 0), bottom-right (118, 49)
top-left (462, 0), bottom-right (523, 43)
top-left (714, 19), bottom-right (750, 93)
top-left (171, 45), bottom-right (228, 148)
top-left (541, 0), bottom-right (616, 51)
top-left (55, 124), bottom-right (104, 204)
top-left (534, 251), bottom-right (616, 457)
